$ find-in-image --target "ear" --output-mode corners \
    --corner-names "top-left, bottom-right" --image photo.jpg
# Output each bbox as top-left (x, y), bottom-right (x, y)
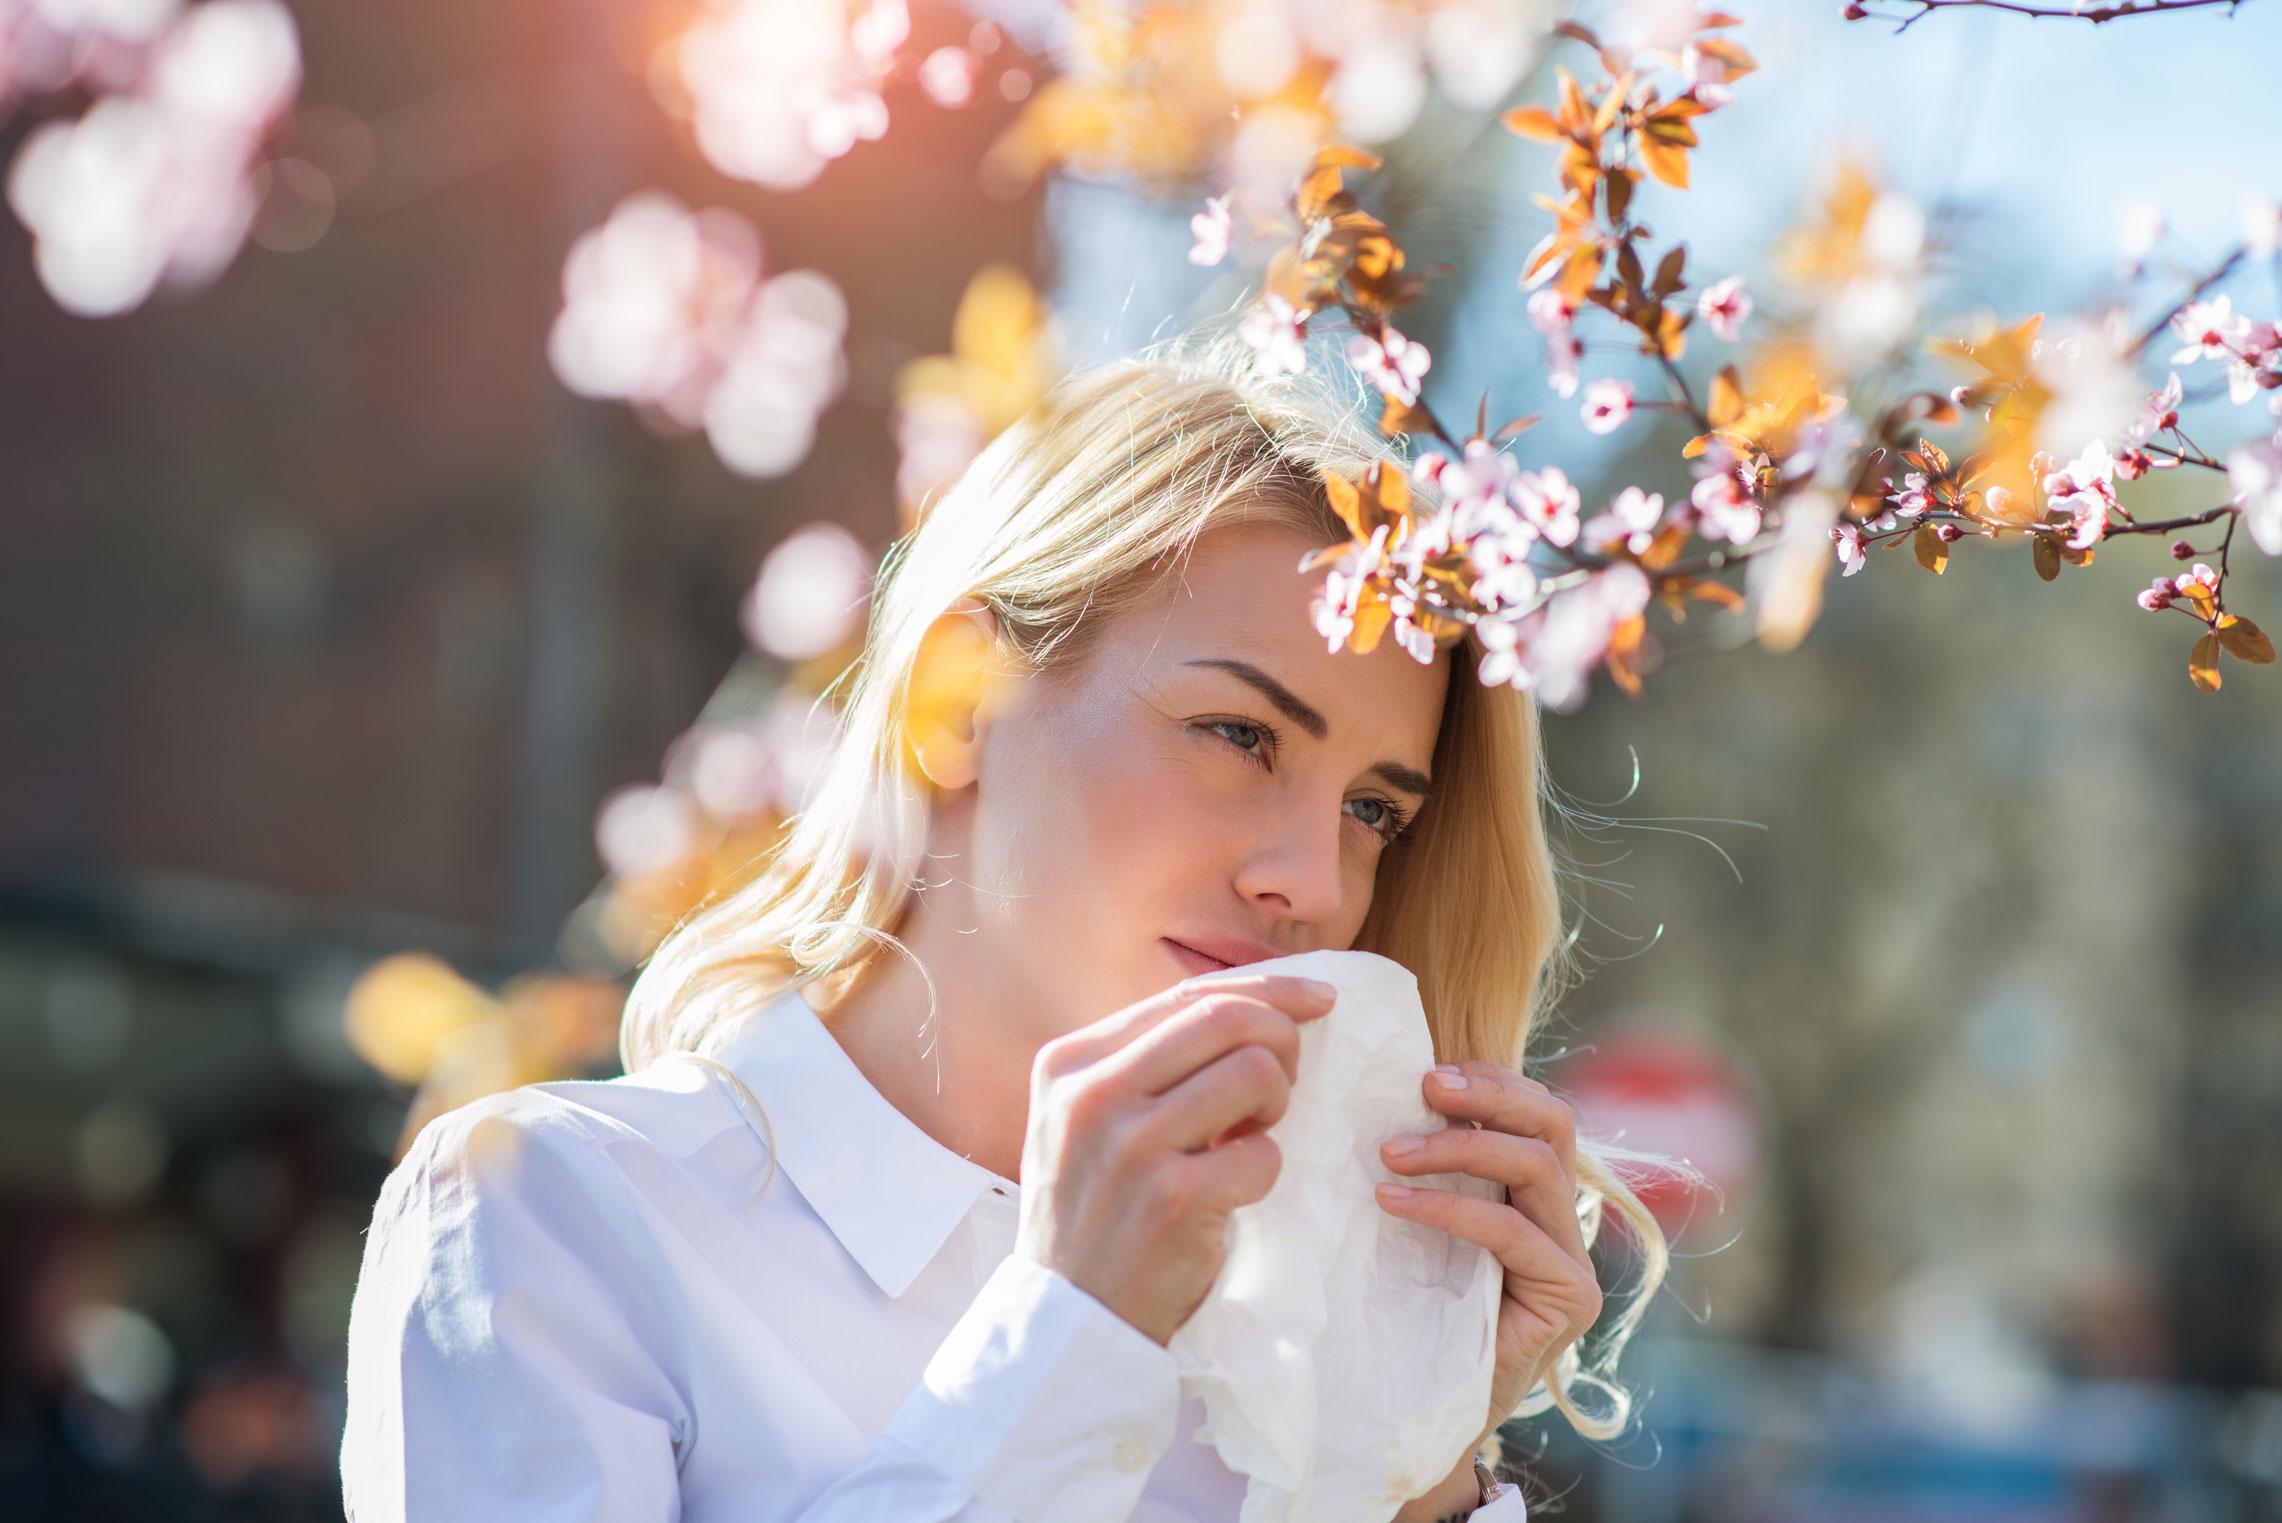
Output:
top-left (905, 596), bottom-right (1006, 793)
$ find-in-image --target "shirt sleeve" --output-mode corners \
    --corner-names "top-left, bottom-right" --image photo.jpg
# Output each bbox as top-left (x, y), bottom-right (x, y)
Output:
top-left (793, 1251), bottom-right (1182, 1523)
top-left (340, 1098), bottom-right (692, 1522)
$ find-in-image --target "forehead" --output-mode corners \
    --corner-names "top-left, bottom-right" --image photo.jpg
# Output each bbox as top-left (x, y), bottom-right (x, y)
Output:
top-left (1111, 519), bottom-right (1451, 755)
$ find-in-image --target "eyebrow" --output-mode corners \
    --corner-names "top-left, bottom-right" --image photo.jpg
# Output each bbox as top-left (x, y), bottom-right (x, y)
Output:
top-left (1183, 658), bottom-right (1435, 801)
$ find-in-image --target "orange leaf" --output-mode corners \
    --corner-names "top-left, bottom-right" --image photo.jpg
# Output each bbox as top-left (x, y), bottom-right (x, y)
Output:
top-left (2190, 632), bottom-right (2223, 692)
top-left (1691, 37), bottom-right (1758, 75)
top-left (1350, 594), bottom-right (1393, 655)
top-left (1379, 396), bottom-right (1434, 436)
top-left (1604, 614), bottom-right (1647, 697)
top-left (1555, 68), bottom-right (1591, 137)
top-left (1912, 524), bottom-right (1948, 574)
top-left (1640, 136), bottom-right (1690, 190)
top-left (1502, 106), bottom-right (1562, 143)
top-left (1708, 365), bottom-right (1744, 427)
top-left (1313, 143), bottom-right (1383, 173)
top-left (1323, 469), bottom-right (1364, 541)
top-left (1654, 306), bottom-right (1689, 361)
top-left (1593, 75), bottom-right (1631, 138)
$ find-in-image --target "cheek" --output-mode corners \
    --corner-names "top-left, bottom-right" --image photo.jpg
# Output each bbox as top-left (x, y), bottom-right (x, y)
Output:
top-left (969, 716), bottom-right (1229, 964)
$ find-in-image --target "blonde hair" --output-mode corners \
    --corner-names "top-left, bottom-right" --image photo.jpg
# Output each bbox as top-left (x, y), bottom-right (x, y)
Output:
top-left (621, 319), bottom-right (1697, 1468)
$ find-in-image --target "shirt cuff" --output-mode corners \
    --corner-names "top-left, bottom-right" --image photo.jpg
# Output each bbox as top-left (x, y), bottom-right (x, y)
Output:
top-left (1472, 1480), bottom-right (1530, 1518)
top-left (878, 1251), bottom-right (1181, 1522)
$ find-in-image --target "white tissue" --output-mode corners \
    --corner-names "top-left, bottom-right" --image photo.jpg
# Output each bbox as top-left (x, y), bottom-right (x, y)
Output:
top-left (1167, 947), bottom-right (1504, 1523)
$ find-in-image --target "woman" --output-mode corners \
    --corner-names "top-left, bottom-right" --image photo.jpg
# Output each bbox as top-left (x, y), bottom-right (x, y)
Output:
top-left (340, 327), bottom-right (1678, 1521)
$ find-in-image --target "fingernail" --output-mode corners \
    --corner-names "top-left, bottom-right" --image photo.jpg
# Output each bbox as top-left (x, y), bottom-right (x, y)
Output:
top-left (1383, 1136), bottom-right (1424, 1156)
top-left (1378, 1182), bottom-right (1414, 1200)
top-left (1433, 1067), bottom-right (1469, 1089)
top-left (1301, 979), bottom-right (1338, 1002)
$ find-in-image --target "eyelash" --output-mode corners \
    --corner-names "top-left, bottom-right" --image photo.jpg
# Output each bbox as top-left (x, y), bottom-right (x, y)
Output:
top-left (1195, 717), bottom-right (1419, 848)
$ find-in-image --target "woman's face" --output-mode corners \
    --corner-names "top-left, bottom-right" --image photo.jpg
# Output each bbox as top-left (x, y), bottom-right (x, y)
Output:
top-left (931, 518), bottom-right (1452, 1048)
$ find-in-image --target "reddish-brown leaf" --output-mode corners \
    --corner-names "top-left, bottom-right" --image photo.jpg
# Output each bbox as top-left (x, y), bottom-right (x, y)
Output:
top-left (2215, 613), bottom-right (2275, 664)
top-left (2031, 535), bottom-right (2060, 581)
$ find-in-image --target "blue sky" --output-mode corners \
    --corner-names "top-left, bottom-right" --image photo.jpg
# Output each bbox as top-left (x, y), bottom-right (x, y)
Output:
top-left (1043, 0), bottom-right (2282, 478)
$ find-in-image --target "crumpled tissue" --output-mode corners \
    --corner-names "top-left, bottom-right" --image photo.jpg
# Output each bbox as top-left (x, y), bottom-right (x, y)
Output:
top-left (1166, 947), bottom-right (1504, 1523)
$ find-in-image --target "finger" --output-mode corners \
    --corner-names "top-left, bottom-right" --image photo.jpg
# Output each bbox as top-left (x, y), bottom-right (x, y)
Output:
top-left (1420, 1063), bottom-right (1579, 1183)
top-left (1110, 992), bottom-right (1312, 1096)
top-left (1379, 1127), bottom-right (1590, 1263)
top-left (1379, 1184), bottom-right (1606, 1357)
top-left (1180, 1129), bottom-right (1282, 1211)
top-left (1048, 973), bottom-right (1335, 1069)
top-left (1144, 1041), bottom-right (1294, 1153)
top-left (1374, 1178), bottom-right (1591, 1296)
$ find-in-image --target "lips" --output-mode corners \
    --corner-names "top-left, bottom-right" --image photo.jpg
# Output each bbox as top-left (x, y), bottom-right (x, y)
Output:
top-left (1164, 939), bottom-right (1233, 978)
top-left (1164, 931), bottom-right (1284, 971)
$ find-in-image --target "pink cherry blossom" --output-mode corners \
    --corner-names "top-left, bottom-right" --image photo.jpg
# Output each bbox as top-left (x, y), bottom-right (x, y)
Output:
top-left (2136, 575), bottom-right (2177, 613)
top-left (1526, 285), bottom-right (1584, 398)
top-left (1696, 273), bottom-right (1751, 342)
top-left (1239, 292), bottom-right (1310, 376)
top-left (2168, 294), bottom-right (2249, 365)
top-left (677, 0), bottom-right (908, 192)
top-left (548, 191), bottom-right (846, 478)
top-left (2246, 197), bottom-right (2282, 260)
top-left (2174, 562), bottom-right (2221, 599)
top-left (1310, 521), bottom-right (1391, 651)
top-left (2222, 320), bottom-right (2282, 405)
top-left (2124, 372), bottom-right (2182, 446)
top-left (1188, 192), bottom-right (1231, 266)
top-left (1510, 465), bottom-right (1582, 548)
top-left (1580, 378), bottom-right (1634, 434)
top-left (742, 520), bottom-right (875, 660)
top-left (1830, 520), bottom-right (1866, 577)
top-left (1344, 323), bottom-right (1430, 404)
top-left (1690, 444), bottom-right (1763, 545)
top-left (1579, 485), bottom-right (1668, 554)
top-left (5, 0), bottom-right (302, 316)
top-left (1430, 437), bottom-right (1523, 536)
top-left (2040, 439), bottom-right (2120, 552)
top-left (1475, 561), bottom-right (1652, 713)
top-left (1386, 583), bottom-right (1443, 665)
top-left (1465, 507), bottom-right (1542, 613)
top-left (2228, 436), bottom-right (2282, 556)
top-left (1885, 470), bottom-right (1932, 517)
top-left (917, 46), bottom-right (978, 107)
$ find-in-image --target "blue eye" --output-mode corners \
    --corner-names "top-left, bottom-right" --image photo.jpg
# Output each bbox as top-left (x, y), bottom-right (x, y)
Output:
top-left (1195, 719), bottom-right (1416, 847)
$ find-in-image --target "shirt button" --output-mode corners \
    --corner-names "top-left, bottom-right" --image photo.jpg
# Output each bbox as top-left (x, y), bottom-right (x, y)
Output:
top-left (1113, 1432), bottom-right (1151, 1472)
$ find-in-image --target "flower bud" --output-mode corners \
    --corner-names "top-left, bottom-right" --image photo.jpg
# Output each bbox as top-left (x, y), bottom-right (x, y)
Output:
top-left (2169, 539), bottom-right (2194, 560)
top-left (1934, 521), bottom-right (1962, 542)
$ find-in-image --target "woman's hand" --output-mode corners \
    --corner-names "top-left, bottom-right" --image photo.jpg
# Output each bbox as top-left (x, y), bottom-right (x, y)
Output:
top-left (1375, 1059), bottom-right (1604, 1460)
top-left (1017, 971), bottom-right (1338, 1347)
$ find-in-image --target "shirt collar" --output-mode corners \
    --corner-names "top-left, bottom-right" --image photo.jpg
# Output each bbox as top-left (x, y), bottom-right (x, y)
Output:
top-left (710, 981), bottom-right (1019, 1300)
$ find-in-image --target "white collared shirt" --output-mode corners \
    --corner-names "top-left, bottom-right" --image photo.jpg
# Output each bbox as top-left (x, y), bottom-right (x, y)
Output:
top-left (340, 982), bottom-right (1527, 1521)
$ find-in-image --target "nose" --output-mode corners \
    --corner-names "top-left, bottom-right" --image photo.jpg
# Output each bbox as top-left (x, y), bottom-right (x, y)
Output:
top-left (1230, 787), bottom-right (1348, 925)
